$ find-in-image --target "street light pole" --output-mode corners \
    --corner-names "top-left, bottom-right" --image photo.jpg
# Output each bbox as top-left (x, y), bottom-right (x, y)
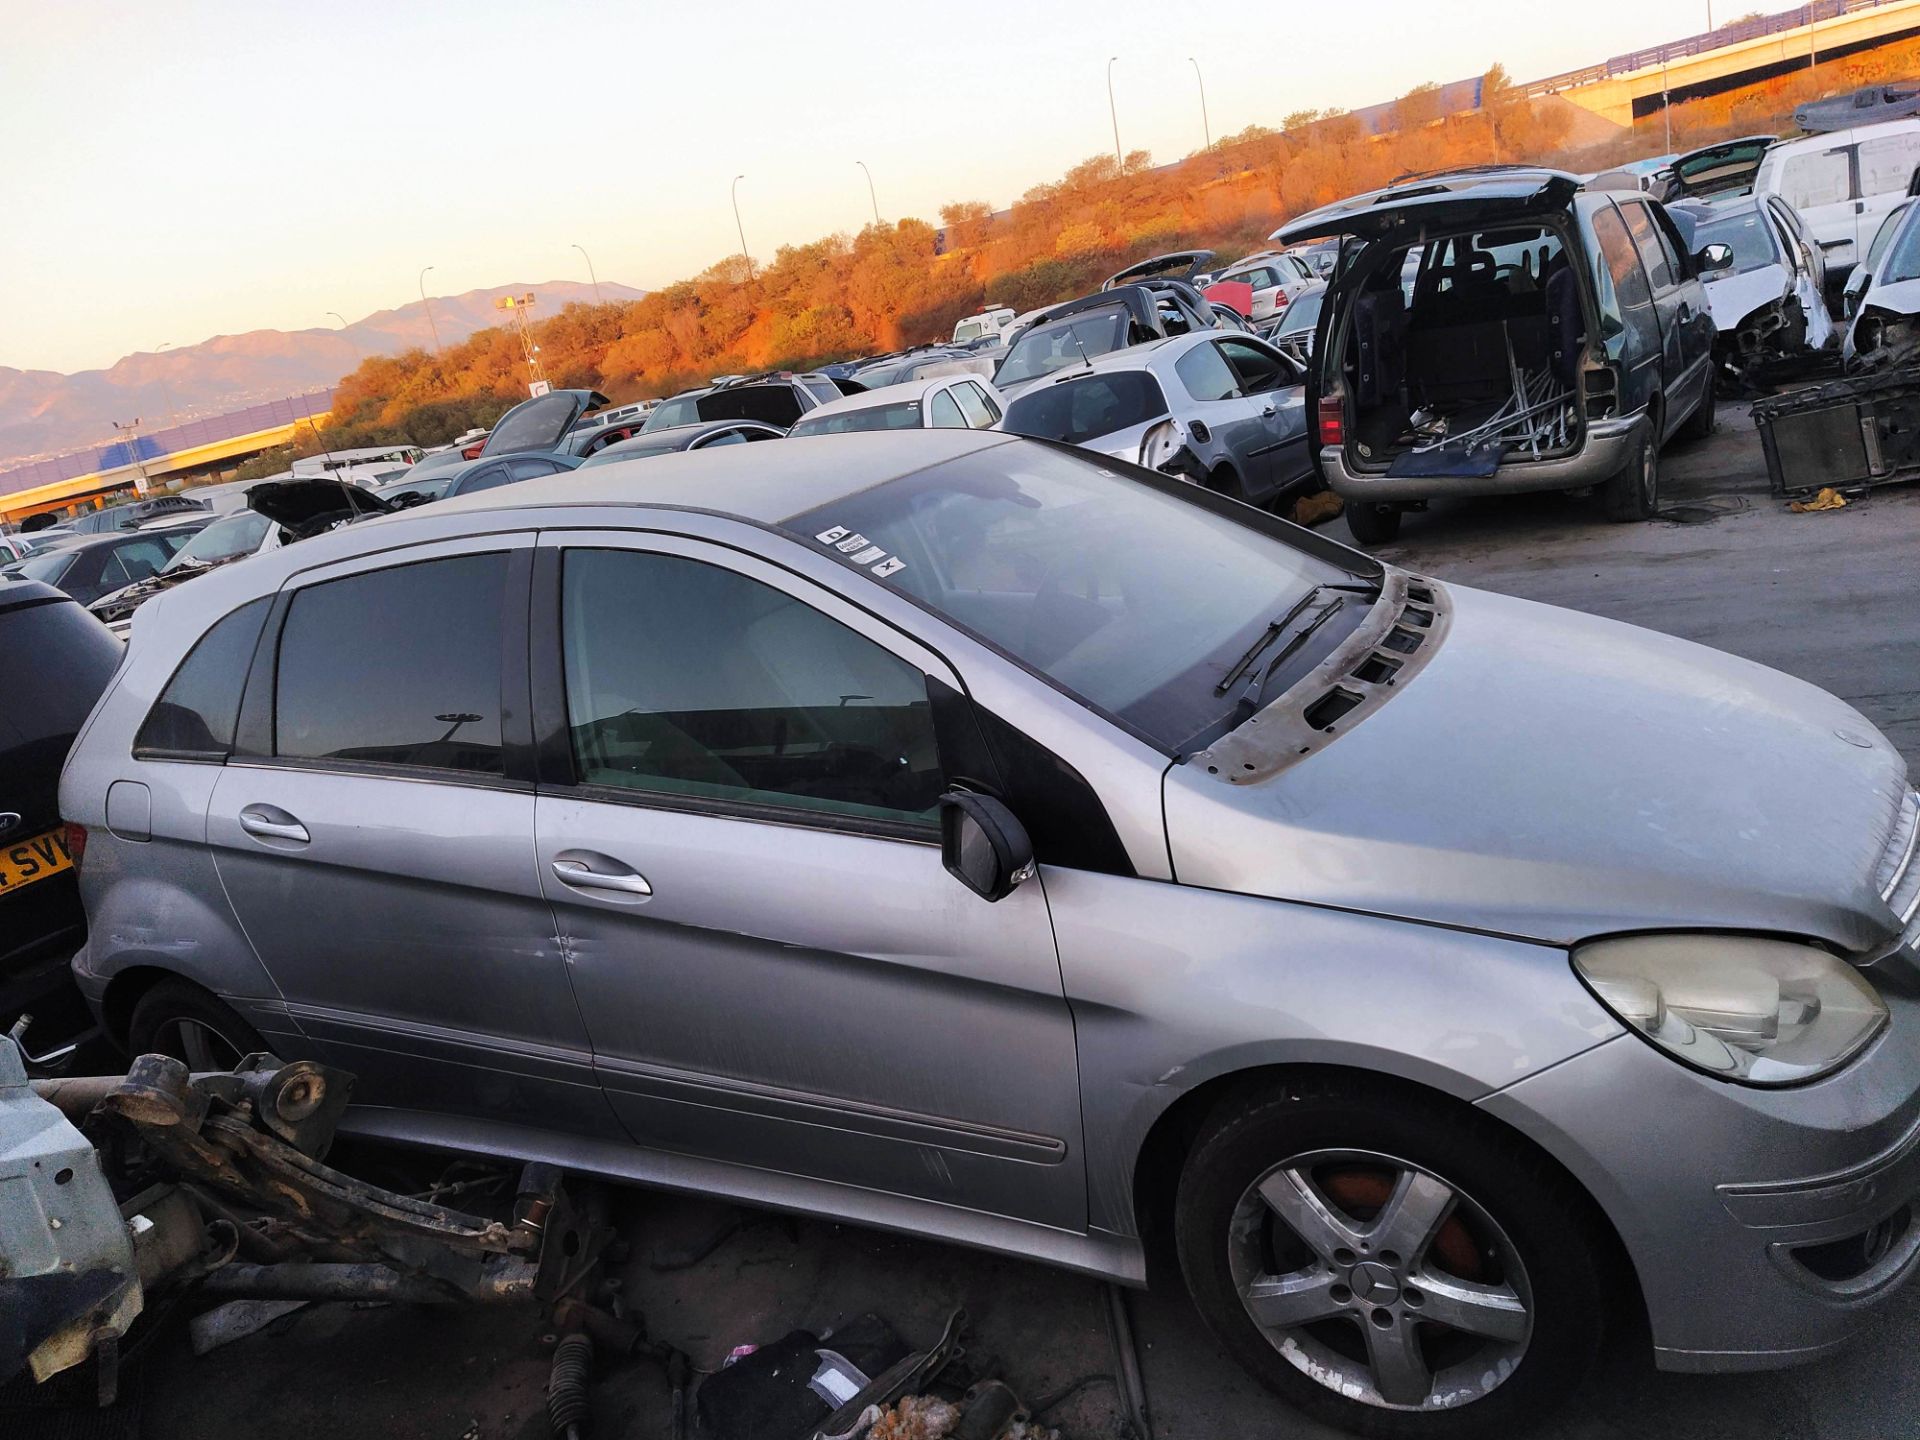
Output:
top-left (1188, 57), bottom-right (1212, 151)
top-left (1107, 56), bottom-right (1122, 167)
top-left (731, 175), bottom-right (754, 280)
top-left (417, 265), bottom-right (442, 353)
top-left (1662, 58), bottom-right (1673, 152)
top-left (855, 160), bottom-right (881, 226)
top-left (112, 419), bottom-right (151, 495)
top-left (571, 243), bottom-right (603, 305)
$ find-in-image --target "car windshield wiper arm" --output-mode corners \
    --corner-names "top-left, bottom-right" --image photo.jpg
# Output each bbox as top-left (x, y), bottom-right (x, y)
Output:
top-left (1235, 596), bottom-right (1348, 713)
top-left (1216, 588), bottom-right (1327, 695)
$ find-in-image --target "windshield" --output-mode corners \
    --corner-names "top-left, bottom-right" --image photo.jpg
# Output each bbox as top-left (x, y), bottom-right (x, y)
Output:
top-left (790, 401), bottom-right (923, 436)
top-left (995, 310), bottom-right (1132, 386)
top-left (163, 510), bottom-right (271, 571)
top-left (1879, 207), bottom-right (1920, 285)
top-left (1002, 372), bottom-right (1168, 444)
top-left (1866, 205), bottom-right (1912, 273)
top-left (1695, 210), bottom-right (1780, 276)
top-left (783, 444), bottom-right (1366, 752)
top-left (642, 395), bottom-right (700, 432)
top-left (1277, 290), bottom-right (1324, 335)
top-left (953, 321), bottom-right (986, 342)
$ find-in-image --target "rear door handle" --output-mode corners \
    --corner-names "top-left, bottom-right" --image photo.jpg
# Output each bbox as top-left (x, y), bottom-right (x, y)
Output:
top-left (551, 857), bottom-right (653, 897)
top-left (238, 805), bottom-right (309, 844)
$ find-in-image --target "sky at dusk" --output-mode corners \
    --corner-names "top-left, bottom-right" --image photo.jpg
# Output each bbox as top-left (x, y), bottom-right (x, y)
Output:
top-left (3, 0), bottom-right (1764, 374)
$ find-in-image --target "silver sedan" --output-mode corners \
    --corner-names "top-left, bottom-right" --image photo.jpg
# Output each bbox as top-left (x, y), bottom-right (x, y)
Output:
top-left (63, 432), bottom-right (1920, 1436)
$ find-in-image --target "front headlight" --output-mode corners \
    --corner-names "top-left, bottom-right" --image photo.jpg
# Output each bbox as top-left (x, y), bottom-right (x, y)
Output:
top-left (1573, 936), bottom-right (1887, 1087)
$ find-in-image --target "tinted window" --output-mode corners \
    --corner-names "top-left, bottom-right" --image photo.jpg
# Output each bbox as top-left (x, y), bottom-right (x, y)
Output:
top-left (790, 401), bottom-right (923, 436)
top-left (580, 434), bottom-right (689, 467)
top-left (803, 379), bottom-right (841, 405)
top-left (928, 390), bottom-right (967, 428)
top-left (1278, 289), bottom-right (1324, 335)
top-left (274, 554), bottom-right (507, 774)
top-left (952, 382), bottom-right (998, 428)
top-left (1620, 203), bottom-right (1677, 290)
top-left (0, 598), bottom-right (121, 746)
top-left (696, 385), bottom-right (806, 427)
top-left (509, 456), bottom-right (566, 480)
top-left (1219, 338), bottom-right (1290, 394)
top-left (1779, 147), bottom-right (1852, 209)
top-left (695, 429), bottom-right (749, 447)
top-left (136, 598), bottom-right (271, 758)
top-left (1174, 342), bottom-right (1242, 402)
top-left (1858, 131), bottom-right (1920, 196)
top-left (1003, 371), bottom-right (1169, 443)
top-left (1591, 205), bottom-right (1658, 350)
top-left (16, 550), bottom-right (75, 587)
top-left (561, 549), bottom-right (942, 826)
top-left (455, 464), bottom-right (515, 495)
top-left (644, 396), bottom-right (701, 431)
top-left (484, 393), bottom-right (581, 454)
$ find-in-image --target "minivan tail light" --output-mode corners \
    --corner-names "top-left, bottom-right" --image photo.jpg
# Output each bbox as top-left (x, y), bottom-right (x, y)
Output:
top-left (63, 822), bottom-right (87, 872)
top-left (1316, 396), bottom-right (1345, 447)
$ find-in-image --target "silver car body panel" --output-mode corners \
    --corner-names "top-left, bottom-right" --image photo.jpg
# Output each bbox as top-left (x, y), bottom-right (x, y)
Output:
top-left (59, 433), bottom-right (1920, 1376)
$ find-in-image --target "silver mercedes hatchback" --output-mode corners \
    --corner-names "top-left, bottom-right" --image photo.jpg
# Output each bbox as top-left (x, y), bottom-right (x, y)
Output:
top-left (63, 431), bottom-right (1920, 1437)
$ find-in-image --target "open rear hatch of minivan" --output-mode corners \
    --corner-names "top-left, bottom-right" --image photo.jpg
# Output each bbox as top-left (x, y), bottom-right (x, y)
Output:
top-left (1310, 216), bottom-right (1588, 478)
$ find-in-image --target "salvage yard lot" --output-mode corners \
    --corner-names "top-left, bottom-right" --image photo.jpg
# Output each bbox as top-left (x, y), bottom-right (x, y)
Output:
top-left (139, 411), bottom-right (1920, 1440)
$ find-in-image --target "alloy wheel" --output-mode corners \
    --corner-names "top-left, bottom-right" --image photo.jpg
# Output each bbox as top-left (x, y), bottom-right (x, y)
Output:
top-left (1226, 1148), bottom-right (1533, 1411)
top-left (153, 1016), bottom-right (247, 1072)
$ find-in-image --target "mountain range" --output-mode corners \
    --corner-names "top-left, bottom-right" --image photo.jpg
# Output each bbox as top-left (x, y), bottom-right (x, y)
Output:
top-left (0, 280), bottom-right (646, 468)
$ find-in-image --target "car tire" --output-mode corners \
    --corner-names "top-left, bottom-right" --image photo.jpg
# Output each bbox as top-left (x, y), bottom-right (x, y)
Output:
top-left (1174, 1075), bottom-right (1604, 1440)
top-left (1678, 380), bottom-right (1716, 443)
top-left (1345, 501), bottom-right (1402, 546)
top-left (128, 979), bottom-right (266, 1071)
top-left (1602, 421), bottom-right (1659, 522)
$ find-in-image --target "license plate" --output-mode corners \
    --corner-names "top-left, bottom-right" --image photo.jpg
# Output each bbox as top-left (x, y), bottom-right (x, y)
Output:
top-left (0, 828), bottom-right (74, 893)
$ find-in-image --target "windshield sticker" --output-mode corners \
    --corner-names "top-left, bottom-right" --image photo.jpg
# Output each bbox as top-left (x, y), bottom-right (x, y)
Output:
top-left (833, 533), bottom-right (871, 554)
top-left (872, 556), bottom-right (906, 578)
top-left (815, 525), bottom-right (851, 544)
top-left (849, 545), bottom-right (886, 565)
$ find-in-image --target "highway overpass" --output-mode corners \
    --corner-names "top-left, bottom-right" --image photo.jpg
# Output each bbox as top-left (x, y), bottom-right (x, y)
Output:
top-left (1528, 0), bottom-right (1920, 125)
top-left (0, 392), bottom-right (332, 524)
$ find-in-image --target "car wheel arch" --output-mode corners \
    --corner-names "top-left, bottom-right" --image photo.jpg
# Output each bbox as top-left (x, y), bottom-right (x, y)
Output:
top-left (99, 963), bottom-right (184, 1048)
top-left (1124, 1060), bottom-right (1647, 1330)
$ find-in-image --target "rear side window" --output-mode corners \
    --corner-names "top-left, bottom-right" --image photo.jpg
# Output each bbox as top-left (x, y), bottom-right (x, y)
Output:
top-left (952, 382), bottom-right (999, 427)
top-left (1002, 371), bottom-right (1169, 444)
top-left (1174, 342), bottom-right (1242, 402)
top-left (136, 598), bottom-right (271, 759)
top-left (1778, 147), bottom-right (1852, 209)
top-left (928, 390), bottom-right (967, 428)
top-left (1591, 205), bottom-right (1658, 346)
top-left (1619, 203), bottom-right (1678, 291)
top-left (1858, 131), bottom-right (1920, 196)
top-left (273, 554), bottom-right (507, 774)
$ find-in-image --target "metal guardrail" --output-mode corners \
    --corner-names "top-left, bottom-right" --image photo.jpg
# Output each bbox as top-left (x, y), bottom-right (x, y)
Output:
top-left (1524, 0), bottom-right (1909, 94)
top-left (0, 390), bottom-right (334, 498)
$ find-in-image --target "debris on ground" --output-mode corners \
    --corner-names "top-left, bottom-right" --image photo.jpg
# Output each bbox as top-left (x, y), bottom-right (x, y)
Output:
top-left (1290, 489), bottom-right (1344, 527)
top-left (1789, 486), bottom-right (1850, 512)
top-left (864, 1389), bottom-right (1060, 1440)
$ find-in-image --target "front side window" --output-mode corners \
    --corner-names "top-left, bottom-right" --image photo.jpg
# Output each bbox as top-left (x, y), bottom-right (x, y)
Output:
top-left (274, 553), bottom-right (507, 774)
top-left (1693, 209), bottom-right (1780, 276)
top-left (1591, 206), bottom-right (1658, 348)
top-left (785, 444), bottom-right (1363, 753)
top-left (561, 549), bottom-right (943, 827)
top-left (1779, 147), bottom-right (1852, 209)
top-left (136, 598), bottom-right (271, 758)
top-left (928, 390), bottom-right (968, 428)
top-left (1218, 338), bottom-right (1290, 394)
top-left (1174, 341), bottom-right (1242, 402)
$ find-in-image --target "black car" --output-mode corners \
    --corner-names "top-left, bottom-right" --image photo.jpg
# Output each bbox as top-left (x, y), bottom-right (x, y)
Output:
top-left (67, 494), bottom-right (210, 535)
top-left (643, 373), bottom-right (848, 432)
top-left (0, 580), bottom-right (123, 1060)
top-left (10, 526), bottom-right (203, 604)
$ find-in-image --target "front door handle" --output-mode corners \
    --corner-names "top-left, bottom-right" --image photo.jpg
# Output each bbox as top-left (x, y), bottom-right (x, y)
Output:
top-left (239, 805), bottom-right (309, 844)
top-left (551, 857), bottom-right (653, 897)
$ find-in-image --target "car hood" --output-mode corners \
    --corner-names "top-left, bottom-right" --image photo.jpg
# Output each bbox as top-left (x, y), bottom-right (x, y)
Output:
top-left (1863, 275), bottom-right (1920, 318)
top-left (1163, 583), bottom-right (1910, 951)
top-left (87, 563), bottom-right (211, 623)
top-left (1702, 263), bottom-right (1791, 331)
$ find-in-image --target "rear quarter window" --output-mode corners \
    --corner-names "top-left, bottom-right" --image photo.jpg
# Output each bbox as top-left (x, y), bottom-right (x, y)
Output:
top-left (135, 598), bottom-right (271, 759)
top-left (1002, 371), bottom-right (1169, 443)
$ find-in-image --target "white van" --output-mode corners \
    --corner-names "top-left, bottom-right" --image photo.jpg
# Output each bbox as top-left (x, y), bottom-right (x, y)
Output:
top-left (951, 307), bottom-right (1016, 345)
top-left (1756, 118), bottom-right (1920, 273)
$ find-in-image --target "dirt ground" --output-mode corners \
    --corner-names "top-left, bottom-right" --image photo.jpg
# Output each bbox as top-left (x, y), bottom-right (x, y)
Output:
top-left (53, 410), bottom-right (1920, 1440)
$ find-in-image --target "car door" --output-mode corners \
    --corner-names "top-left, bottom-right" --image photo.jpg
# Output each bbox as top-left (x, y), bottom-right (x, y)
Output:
top-left (1618, 200), bottom-right (1707, 437)
top-left (1764, 200), bottom-right (1837, 350)
top-left (1216, 336), bottom-right (1311, 500)
top-left (1172, 338), bottom-right (1278, 501)
top-left (529, 532), bottom-right (1086, 1230)
top-left (205, 535), bottom-right (617, 1137)
top-left (1774, 139), bottom-right (1862, 269)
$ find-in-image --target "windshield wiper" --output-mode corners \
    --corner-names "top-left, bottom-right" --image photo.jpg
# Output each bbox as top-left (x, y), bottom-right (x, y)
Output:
top-left (1234, 596), bottom-right (1348, 713)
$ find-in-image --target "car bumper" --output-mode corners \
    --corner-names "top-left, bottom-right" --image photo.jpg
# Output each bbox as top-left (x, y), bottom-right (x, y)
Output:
top-left (1482, 986), bottom-right (1920, 1372)
top-left (1319, 413), bottom-right (1644, 503)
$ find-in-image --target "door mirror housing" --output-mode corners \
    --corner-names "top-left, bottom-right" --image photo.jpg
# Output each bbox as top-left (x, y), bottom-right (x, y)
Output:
top-left (1697, 242), bottom-right (1734, 273)
top-left (939, 791), bottom-right (1036, 902)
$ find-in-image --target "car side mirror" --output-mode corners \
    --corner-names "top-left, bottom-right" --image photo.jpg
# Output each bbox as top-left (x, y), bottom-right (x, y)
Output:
top-left (1696, 243), bottom-right (1734, 273)
top-left (940, 791), bottom-right (1036, 901)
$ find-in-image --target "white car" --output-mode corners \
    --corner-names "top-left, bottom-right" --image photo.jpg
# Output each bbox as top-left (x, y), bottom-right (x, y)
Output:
top-left (951, 307), bottom-right (1017, 345)
top-left (1206, 251), bottom-right (1320, 323)
top-left (1676, 194), bottom-right (1835, 383)
top-left (1755, 118), bottom-right (1920, 273)
top-left (1844, 197), bottom-right (1916, 321)
top-left (1843, 197), bottom-right (1920, 366)
top-left (787, 375), bottom-right (1004, 436)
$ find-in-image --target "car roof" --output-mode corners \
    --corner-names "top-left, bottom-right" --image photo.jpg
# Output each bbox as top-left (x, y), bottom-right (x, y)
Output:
top-left (427, 429), bottom-right (1018, 526)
